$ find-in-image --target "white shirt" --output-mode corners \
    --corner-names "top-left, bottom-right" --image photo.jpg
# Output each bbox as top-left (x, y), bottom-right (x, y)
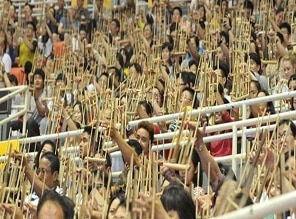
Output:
top-left (1, 53), bottom-right (12, 73)
top-left (24, 186), bottom-right (63, 206)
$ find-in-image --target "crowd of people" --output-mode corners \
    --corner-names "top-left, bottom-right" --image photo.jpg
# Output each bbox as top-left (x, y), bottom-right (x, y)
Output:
top-left (0, 0), bottom-right (296, 218)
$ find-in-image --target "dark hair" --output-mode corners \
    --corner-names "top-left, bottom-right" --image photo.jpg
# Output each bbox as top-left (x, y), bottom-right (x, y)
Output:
top-left (137, 121), bottom-right (154, 144)
top-left (250, 80), bottom-right (261, 91)
top-left (127, 139), bottom-right (143, 156)
top-left (288, 74), bottom-right (296, 88)
top-left (173, 6), bottom-right (182, 17)
top-left (276, 32), bottom-right (284, 43)
top-left (24, 61), bottom-right (33, 74)
top-left (243, 0), bottom-right (254, 14)
top-left (40, 152), bottom-right (60, 174)
top-left (220, 31), bottom-right (229, 46)
top-left (33, 69), bottom-right (45, 82)
top-left (62, 196), bottom-right (75, 219)
top-left (56, 73), bottom-right (67, 84)
top-left (177, 71), bottom-right (196, 88)
top-left (279, 22), bottom-right (292, 35)
top-left (129, 62), bottom-right (142, 75)
top-left (214, 60), bottom-right (230, 78)
top-left (111, 18), bottom-right (120, 29)
top-left (161, 41), bottom-right (173, 52)
top-left (291, 97), bottom-right (295, 110)
top-left (73, 101), bottom-right (88, 125)
top-left (182, 87), bottom-right (199, 109)
top-left (107, 192), bottom-right (130, 219)
top-left (276, 7), bottom-right (284, 15)
top-left (169, 22), bottom-right (179, 34)
top-left (278, 119), bottom-right (296, 137)
top-left (7, 73), bottom-right (18, 86)
top-left (37, 190), bottom-right (69, 219)
top-left (161, 183), bottom-right (195, 219)
top-left (138, 100), bottom-right (153, 117)
top-left (34, 140), bottom-right (57, 169)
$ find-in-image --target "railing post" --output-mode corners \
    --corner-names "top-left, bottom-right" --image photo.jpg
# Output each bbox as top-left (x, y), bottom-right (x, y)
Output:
top-left (232, 125), bottom-right (237, 175)
top-left (241, 103), bottom-right (247, 154)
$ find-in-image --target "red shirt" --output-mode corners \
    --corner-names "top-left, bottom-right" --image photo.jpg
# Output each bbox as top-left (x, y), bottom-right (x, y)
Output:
top-left (209, 111), bottom-right (233, 157)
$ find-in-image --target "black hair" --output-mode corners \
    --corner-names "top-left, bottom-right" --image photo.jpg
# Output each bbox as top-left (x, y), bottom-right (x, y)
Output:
top-left (111, 18), bottom-right (120, 29)
top-left (177, 71), bottom-right (196, 88)
top-left (24, 61), bottom-right (33, 74)
top-left (37, 190), bottom-right (69, 219)
top-left (40, 152), bottom-right (60, 174)
top-left (138, 100), bottom-right (153, 117)
top-left (161, 41), bottom-right (173, 52)
top-left (33, 68), bottom-right (45, 82)
top-left (182, 87), bottom-right (199, 109)
top-left (34, 140), bottom-right (57, 170)
top-left (161, 182), bottom-right (195, 219)
top-left (191, 149), bottom-right (203, 187)
top-left (107, 191), bottom-right (127, 219)
top-left (276, 32), bottom-right (284, 43)
top-left (186, 35), bottom-right (199, 48)
top-left (127, 139), bottom-right (143, 156)
top-left (243, 0), bottom-right (254, 14)
top-left (7, 73), bottom-right (18, 86)
top-left (62, 196), bottom-right (75, 219)
top-left (170, 22), bottom-right (179, 34)
top-left (220, 31), bottom-right (229, 46)
top-left (279, 22), bottom-right (292, 35)
top-left (129, 62), bottom-right (142, 75)
top-left (276, 7), bottom-right (284, 15)
top-left (137, 121), bottom-right (154, 144)
top-left (173, 6), bottom-right (182, 17)
top-left (214, 60), bottom-right (230, 79)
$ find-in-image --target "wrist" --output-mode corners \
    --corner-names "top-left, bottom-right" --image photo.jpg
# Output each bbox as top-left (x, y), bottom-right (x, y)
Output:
top-left (195, 141), bottom-right (205, 152)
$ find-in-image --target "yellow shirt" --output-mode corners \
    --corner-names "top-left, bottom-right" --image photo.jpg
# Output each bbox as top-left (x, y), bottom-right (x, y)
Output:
top-left (19, 40), bottom-right (35, 67)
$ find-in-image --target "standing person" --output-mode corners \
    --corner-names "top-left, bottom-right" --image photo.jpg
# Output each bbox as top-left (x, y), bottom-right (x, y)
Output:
top-left (17, 22), bottom-right (38, 67)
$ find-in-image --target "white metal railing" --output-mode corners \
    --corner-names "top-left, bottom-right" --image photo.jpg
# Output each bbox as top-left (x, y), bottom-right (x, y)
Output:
top-left (0, 85), bottom-right (30, 136)
top-left (129, 91), bottom-right (296, 127)
top-left (213, 191), bottom-right (296, 219)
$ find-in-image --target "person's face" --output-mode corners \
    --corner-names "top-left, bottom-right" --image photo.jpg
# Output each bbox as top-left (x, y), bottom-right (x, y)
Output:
top-left (285, 157), bottom-right (296, 187)
top-left (55, 79), bottom-right (65, 89)
top-left (221, 0), bottom-right (227, 13)
top-left (189, 64), bottom-right (197, 74)
top-left (281, 27), bottom-right (289, 41)
top-left (249, 81), bottom-right (259, 99)
top-left (257, 91), bottom-right (267, 112)
top-left (26, 24), bottom-right (34, 36)
top-left (34, 74), bottom-right (44, 89)
top-left (113, 205), bottom-right (130, 219)
top-left (79, 131), bottom-right (91, 158)
top-left (170, 30), bottom-right (177, 44)
top-left (38, 158), bottom-right (58, 188)
top-left (58, 0), bottom-right (64, 8)
top-left (108, 198), bottom-right (120, 218)
top-left (109, 21), bottom-right (119, 36)
top-left (23, 5), bottom-right (31, 15)
top-left (179, 159), bottom-right (196, 186)
top-left (283, 60), bottom-right (294, 80)
top-left (40, 144), bottom-right (54, 162)
top-left (188, 37), bottom-right (198, 53)
top-left (278, 123), bottom-right (295, 153)
top-left (216, 46), bottom-right (224, 61)
top-left (289, 80), bottom-right (296, 91)
top-left (250, 59), bottom-right (260, 73)
top-left (172, 9), bottom-right (181, 23)
top-left (73, 104), bottom-right (82, 123)
top-left (136, 128), bottom-right (150, 154)
top-left (161, 47), bottom-right (170, 62)
top-left (80, 30), bottom-right (87, 40)
top-left (215, 69), bottom-right (225, 86)
top-left (276, 12), bottom-right (283, 25)
top-left (214, 111), bottom-right (223, 124)
top-left (179, 90), bottom-right (193, 109)
top-left (243, 8), bottom-right (251, 19)
top-left (143, 25), bottom-right (153, 40)
top-left (38, 200), bottom-right (64, 219)
top-left (147, 88), bottom-right (161, 106)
